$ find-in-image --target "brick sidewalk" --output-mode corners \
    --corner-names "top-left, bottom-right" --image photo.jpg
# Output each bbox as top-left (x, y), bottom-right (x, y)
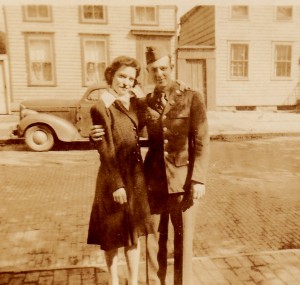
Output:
top-left (1, 251), bottom-right (300, 284)
top-left (1, 139), bottom-right (300, 284)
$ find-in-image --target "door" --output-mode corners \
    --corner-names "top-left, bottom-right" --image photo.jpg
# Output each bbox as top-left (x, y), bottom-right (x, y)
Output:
top-left (0, 60), bottom-right (8, 114)
top-left (136, 36), bottom-right (171, 94)
top-left (185, 59), bottom-right (207, 107)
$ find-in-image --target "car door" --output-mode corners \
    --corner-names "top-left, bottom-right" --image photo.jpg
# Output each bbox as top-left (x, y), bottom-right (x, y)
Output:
top-left (76, 88), bottom-right (103, 138)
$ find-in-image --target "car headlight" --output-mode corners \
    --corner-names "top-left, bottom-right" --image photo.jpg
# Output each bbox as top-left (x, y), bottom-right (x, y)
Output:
top-left (20, 104), bottom-right (37, 119)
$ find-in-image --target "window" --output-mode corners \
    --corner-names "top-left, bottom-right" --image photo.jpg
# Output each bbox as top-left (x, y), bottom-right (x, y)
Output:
top-left (132, 6), bottom-right (158, 25)
top-left (25, 34), bottom-right (55, 86)
top-left (230, 43), bottom-right (249, 79)
top-left (23, 5), bottom-right (52, 22)
top-left (231, 6), bottom-right (249, 20)
top-left (276, 6), bottom-right (293, 21)
top-left (273, 44), bottom-right (292, 78)
top-left (80, 5), bottom-right (107, 23)
top-left (81, 36), bottom-right (108, 86)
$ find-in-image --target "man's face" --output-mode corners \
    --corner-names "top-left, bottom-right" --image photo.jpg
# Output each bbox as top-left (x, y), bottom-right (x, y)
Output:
top-left (147, 55), bottom-right (173, 91)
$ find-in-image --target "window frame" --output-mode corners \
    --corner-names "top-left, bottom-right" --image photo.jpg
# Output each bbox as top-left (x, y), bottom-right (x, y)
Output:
top-left (230, 5), bottom-right (249, 20)
top-left (131, 6), bottom-right (159, 26)
top-left (228, 42), bottom-right (249, 80)
top-left (275, 6), bottom-right (293, 22)
top-left (272, 42), bottom-right (293, 80)
top-left (79, 5), bottom-right (107, 24)
top-left (24, 33), bottom-right (56, 87)
top-left (23, 5), bottom-right (52, 22)
top-left (80, 35), bottom-right (109, 87)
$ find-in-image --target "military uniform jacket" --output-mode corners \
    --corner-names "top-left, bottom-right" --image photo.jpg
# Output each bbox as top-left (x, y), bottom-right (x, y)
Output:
top-left (137, 81), bottom-right (210, 211)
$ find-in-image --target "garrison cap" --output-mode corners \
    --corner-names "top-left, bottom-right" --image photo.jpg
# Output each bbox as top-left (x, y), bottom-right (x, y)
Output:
top-left (145, 46), bottom-right (170, 65)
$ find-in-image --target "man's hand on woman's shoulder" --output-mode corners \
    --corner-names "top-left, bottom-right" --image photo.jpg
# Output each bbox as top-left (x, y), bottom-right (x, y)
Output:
top-left (90, 125), bottom-right (105, 141)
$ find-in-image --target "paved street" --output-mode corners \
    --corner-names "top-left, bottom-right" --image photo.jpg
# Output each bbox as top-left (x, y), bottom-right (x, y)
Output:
top-left (0, 137), bottom-right (300, 284)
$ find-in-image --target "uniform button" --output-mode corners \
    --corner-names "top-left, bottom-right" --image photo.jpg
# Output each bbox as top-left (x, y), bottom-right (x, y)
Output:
top-left (164, 139), bottom-right (168, 144)
top-left (133, 127), bottom-right (137, 130)
top-left (186, 160), bottom-right (189, 164)
top-left (163, 127), bottom-right (168, 132)
top-left (163, 115), bottom-right (167, 120)
top-left (164, 151), bottom-right (168, 156)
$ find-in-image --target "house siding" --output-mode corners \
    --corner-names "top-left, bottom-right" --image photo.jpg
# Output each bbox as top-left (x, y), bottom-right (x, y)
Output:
top-left (179, 6), bottom-right (215, 46)
top-left (215, 5), bottom-right (300, 107)
top-left (4, 5), bottom-right (176, 110)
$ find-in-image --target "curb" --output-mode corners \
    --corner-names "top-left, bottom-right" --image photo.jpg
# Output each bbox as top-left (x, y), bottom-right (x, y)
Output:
top-left (210, 132), bottom-right (300, 141)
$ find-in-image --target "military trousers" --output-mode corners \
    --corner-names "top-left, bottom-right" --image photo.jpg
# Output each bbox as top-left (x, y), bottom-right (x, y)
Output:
top-left (146, 193), bottom-right (199, 285)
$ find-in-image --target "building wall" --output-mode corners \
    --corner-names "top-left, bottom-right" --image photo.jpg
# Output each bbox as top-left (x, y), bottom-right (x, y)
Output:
top-left (215, 5), bottom-right (300, 107)
top-left (4, 5), bottom-right (176, 110)
top-left (179, 6), bottom-right (215, 46)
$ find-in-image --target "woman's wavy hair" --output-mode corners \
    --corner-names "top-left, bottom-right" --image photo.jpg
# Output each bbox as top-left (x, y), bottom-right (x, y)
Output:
top-left (104, 56), bottom-right (141, 87)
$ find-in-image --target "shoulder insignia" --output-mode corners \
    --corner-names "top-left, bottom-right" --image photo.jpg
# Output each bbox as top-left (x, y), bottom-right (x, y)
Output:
top-left (176, 80), bottom-right (191, 92)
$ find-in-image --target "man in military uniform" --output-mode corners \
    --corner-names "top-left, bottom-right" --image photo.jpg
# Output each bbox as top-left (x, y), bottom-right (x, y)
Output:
top-left (141, 47), bottom-right (209, 285)
top-left (90, 47), bottom-right (209, 285)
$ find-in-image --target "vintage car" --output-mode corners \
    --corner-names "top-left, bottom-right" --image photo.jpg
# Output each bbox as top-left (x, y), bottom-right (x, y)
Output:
top-left (12, 85), bottom-right (109, 151)
top-left (13, 84), bottom-right (147, 151)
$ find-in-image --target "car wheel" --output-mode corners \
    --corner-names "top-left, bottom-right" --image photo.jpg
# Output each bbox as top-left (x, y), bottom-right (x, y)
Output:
top-left (25, 125), bottom-right (55, 152)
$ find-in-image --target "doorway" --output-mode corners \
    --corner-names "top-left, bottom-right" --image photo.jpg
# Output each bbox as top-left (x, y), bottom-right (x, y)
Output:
top-left (184, 59), bottom-right (207, 107)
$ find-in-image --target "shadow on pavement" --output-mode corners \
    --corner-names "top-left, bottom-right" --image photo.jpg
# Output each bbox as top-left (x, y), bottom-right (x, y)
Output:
top-left (0, 141), bottom-right (95, 152)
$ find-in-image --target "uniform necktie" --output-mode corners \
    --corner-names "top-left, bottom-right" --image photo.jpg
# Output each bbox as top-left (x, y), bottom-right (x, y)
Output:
top-left (160, 92), bottom-right (167, 107)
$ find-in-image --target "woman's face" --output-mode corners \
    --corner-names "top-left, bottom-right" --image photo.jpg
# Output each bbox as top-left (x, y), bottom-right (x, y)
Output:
top-left (112, 66), bottom-right (136, 97)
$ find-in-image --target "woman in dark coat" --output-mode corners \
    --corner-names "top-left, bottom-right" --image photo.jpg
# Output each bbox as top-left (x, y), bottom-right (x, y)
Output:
top-left (87, 56), bottom-right (153, 285)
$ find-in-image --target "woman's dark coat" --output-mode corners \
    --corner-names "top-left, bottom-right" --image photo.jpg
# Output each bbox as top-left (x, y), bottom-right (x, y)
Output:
top-left (87, 90), bottom-right (153, 250)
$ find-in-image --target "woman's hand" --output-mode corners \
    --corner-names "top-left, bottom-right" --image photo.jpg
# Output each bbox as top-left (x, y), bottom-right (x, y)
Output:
top-left (113, 188), bottom-right (127, 204)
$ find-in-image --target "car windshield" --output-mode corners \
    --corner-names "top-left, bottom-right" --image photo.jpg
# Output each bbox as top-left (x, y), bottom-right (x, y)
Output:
top-left (86, 89), bottom-right (102, 102)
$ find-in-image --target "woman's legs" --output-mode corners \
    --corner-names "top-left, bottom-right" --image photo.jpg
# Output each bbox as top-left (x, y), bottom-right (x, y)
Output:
top-left (124, 239), bottom-right (140, 285)
top-left (105, 248), bottom-right (119, 285)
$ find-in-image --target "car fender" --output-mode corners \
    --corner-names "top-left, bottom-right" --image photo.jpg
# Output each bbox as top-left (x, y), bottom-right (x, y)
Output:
top-left (18, 113), bottom-right (82, 142)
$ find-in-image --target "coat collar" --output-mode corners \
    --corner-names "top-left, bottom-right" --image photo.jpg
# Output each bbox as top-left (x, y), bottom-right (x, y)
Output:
top-left (100, 89), bottom-right (138, 127)
top-left (100, 90), bottom-right (116, 108)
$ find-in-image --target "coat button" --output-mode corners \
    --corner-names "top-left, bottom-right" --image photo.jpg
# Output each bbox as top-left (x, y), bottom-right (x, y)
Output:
top-left (163, 127), bottom-right (168, 132)
top-left (164, 151), bottom-right (168, 156)
top-left (163, 115), bottom-right (167, 120)
top-left (164, 139), bottom-right (168, 144)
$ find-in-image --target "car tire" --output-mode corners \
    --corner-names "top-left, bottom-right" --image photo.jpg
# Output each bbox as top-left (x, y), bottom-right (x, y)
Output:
top-left (25, 125), bottom-right (55, 152)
